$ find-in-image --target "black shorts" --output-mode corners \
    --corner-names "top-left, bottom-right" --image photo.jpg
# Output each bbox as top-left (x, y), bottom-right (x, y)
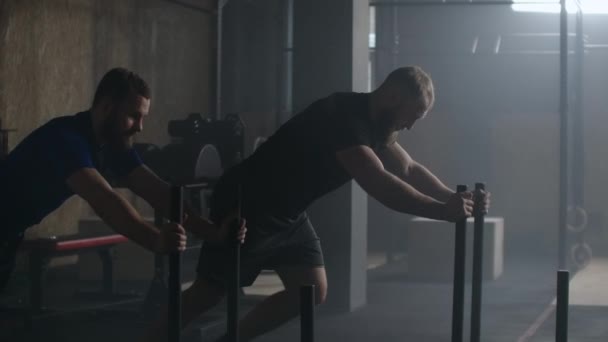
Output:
top-left (1, 233), bottom-right (24, 292)
top-left (196, 215), bottom-right (324, 288)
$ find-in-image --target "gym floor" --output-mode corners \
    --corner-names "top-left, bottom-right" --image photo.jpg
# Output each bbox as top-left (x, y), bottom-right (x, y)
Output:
top-left (3, 252), bottom-right (607, 342)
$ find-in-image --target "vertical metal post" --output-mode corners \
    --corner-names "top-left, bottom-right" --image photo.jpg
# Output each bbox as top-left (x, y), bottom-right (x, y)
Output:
top-left (0, 119), bottom-right (7, 159)
top-left (0, 119), bottom-right (16, 160)
top-left (470, 183), bottom-right (486, 342)
top-left (215, 0), bottom-right (230, 118)
top-left (29, 250), bottom-right (44, 313)
top-left (390, 4), bottom-right (399, 70)
top-left (572, 3), bottom-right (584, 207)
top-left (277, 0), bottom-right (294, 126)
top-left (99, 249), bottom-right (114, 296)
top-left (451, 185), bottom-right (468, 342)
top-left (558, 0), bottom-right (569, 270)
top-left (228, 184), bottom-right (242, 342)
top-left (301, 285), bottom-right (315, 342)
top-left (169, 186), bottom-right (183, 342)
top-left (556, 270), bottom-right (570, 342)
top-left (142, 211), bottom-right (167, 322)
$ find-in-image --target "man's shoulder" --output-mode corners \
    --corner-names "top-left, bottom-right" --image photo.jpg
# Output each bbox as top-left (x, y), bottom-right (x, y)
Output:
top-left (49, 111), bottom-right (88, 128)
top-left (332, 92), bottom-right (370, 120)
top-left (332, 91), bottom-right (367, 102)
top-left (23, 112), bottom-right (93, 158)
top-left (303, 92), bottom-right (365, 116)
top-left (277, 92), bottom-right (368, 137)
top-left (43, 111), bottom-right (90, 139)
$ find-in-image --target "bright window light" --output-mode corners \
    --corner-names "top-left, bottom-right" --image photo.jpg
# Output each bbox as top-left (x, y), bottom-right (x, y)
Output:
top-left (512, 0), bottom-right (608, 14)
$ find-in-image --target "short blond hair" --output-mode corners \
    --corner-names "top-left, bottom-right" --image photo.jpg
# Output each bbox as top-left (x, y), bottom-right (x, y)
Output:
top-left (382, 66), bottom-right (435, 113)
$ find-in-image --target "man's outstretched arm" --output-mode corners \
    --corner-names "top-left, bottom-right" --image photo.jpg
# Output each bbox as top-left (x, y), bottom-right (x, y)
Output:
top-left (67, 168), bottom-right (186, 253)
top-left (336, 145), bottom-right (472, 222)
top-left (377, 142), bottom-right (454, 202)
top-left (125, 165), bottom-right (246, 243)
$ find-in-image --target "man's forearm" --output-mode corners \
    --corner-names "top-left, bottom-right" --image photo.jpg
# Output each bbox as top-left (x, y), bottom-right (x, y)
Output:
top-left (183, 206), bottom-right (219, 242)
top-left (141, 184), bottom-right (220, 242)
top-left (404, 163), bottom-right (454, 202)
top-left (94, 190), bottom-right (161, 252)
top-left (362, 169), bottom-right (446, 220)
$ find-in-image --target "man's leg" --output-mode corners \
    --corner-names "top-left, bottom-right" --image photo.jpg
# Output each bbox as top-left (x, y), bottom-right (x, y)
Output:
top-left (141, 277), bottom-right (226, 342)
top-left (238, 266), bottom-right (327, 341)
top-left (0, 233), bottom-right (23, 294)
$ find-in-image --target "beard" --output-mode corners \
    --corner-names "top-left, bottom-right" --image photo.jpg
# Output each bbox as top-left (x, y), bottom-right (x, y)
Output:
top-left (102, 110), bottom-right (136, 152)
top-left (373, 109), bottom-right (400, 148)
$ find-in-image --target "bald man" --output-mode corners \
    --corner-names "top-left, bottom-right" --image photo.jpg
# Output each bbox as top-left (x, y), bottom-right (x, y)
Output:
top-left (146, 66), bottom-right (490, 342)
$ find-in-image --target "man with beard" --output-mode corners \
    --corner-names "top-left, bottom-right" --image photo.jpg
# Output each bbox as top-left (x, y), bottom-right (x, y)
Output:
top-left (144, 66), bottom-right (491, 342)
top-left (0, 68), bottom-right (245, 292)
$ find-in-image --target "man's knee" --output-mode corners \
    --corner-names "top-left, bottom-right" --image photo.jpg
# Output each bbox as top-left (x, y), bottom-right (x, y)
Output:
top-left (296, 278), bottom-right (328, 305)
top-left (311, 267), bottom-right (328, 305)
top-left (314, 281), bottom-right (327, 305)
top-left (277, 266), bottom-right (328, 305)
top-left (295, 281), bottom-right (326, 305)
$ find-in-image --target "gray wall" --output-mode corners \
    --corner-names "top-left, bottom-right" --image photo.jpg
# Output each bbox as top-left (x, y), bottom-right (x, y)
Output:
top-left (219, 0), bottom-right (289, 155)
top-left (0, 0), bottom-right (213, 238)
top-left (369, 6), bottom-right (608, 257)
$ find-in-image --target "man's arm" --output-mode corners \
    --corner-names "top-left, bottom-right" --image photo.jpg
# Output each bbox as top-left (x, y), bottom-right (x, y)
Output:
top-left (377, 142), bottom-right (454, 202)
top-left (336, 145), bottom-right (447, 220)
top-left (67, 168), bottom-right (184, 253)
top-left (124, 165), bottom-right (223, 242)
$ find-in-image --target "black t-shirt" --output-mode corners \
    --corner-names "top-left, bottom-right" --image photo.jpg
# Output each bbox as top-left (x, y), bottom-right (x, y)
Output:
top-left (212, 92), bottom-right (386, 228)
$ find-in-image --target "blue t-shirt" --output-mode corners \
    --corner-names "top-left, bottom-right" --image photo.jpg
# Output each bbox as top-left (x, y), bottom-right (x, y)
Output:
top-left (0, 111), bottom-right (142, 237)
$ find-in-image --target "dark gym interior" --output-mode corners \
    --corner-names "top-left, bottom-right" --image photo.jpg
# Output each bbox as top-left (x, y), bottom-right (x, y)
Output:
top-left (1, 1), bottom-right (608, 341)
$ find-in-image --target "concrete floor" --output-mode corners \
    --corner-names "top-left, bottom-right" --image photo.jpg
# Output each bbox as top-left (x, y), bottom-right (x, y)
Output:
top-left (1, 253), bottom-right (607, 342)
